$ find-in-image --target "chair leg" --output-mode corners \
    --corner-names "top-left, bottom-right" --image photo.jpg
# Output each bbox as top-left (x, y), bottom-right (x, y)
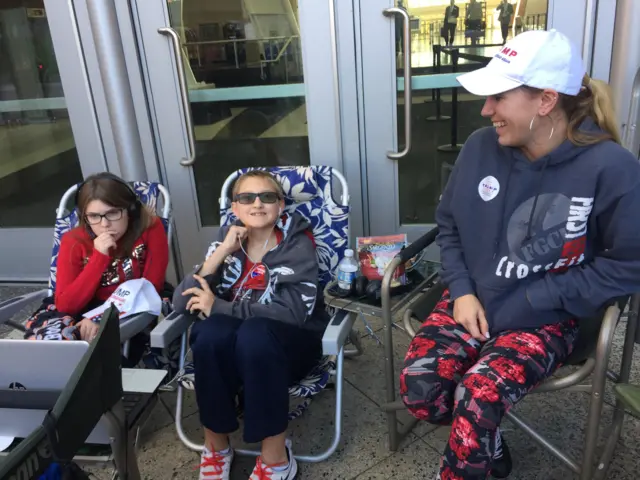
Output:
top-left (174, 332), bottom-right (205, 452)
top-left (592, 298), bottom-right (638, 480)
top-left (104, 400), bottom-right (141, 480)
top-left (506, 410), bottom-right (580, 473)
top-left (344, 328), bottom-right (364, 358)
top-left (580, 306), bottom-right (620, 480)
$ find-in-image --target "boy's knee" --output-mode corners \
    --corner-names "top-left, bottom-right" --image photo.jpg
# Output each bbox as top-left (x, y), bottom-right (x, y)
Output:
top-left (235, 317), bottom-right (277, 359)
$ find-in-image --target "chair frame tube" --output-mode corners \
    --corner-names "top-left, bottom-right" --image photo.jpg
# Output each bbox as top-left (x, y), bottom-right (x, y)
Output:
top-left (174, 329), bottom-right (345, 463)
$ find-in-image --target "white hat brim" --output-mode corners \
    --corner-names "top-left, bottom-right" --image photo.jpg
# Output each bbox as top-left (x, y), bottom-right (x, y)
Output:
top-left (457, 67), bottom-right (523, 96)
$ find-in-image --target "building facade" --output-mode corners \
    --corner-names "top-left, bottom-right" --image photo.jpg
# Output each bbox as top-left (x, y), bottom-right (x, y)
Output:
top-left (1, 0), bottom-right (639, 282)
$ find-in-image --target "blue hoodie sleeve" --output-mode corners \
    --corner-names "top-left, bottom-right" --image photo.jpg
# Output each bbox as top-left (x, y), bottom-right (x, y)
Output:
top-left (524, 154), bottom-right (640, 319)
top-left (527, 181), bottom-right (640, 318)
top-left (435, 151), bottom-right (475, 300)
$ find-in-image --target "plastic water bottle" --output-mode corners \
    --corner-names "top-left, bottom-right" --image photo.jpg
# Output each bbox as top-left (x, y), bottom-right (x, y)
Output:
top-left (337, 249), bottom-right (358, 295)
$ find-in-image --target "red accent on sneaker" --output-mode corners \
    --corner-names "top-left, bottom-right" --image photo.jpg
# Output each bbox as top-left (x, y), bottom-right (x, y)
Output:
top-left (252, 457), bottom-right (288, 479)
top-left (198, 452), bottom-right (228, 476)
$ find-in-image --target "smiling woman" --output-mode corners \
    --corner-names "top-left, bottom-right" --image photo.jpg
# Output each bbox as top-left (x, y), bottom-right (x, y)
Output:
top-left (400, 29), bottom-right (640, 480)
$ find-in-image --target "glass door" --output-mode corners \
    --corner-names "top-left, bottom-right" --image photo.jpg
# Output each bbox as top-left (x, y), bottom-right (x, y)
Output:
top-left (359, 0), bottom-right (591, 244)
top-left (131, 0), bottom-right (345, 276)
top-left (0, 1), bottom-right (106, 281)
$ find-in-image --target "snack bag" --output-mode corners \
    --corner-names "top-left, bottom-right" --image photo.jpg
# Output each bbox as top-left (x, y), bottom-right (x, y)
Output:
top-left (356, 234), bottom-right (408, 287)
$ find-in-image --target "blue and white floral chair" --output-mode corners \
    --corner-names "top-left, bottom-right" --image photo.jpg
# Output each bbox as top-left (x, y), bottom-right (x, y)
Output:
top-left (150, 165), bottom-right (359, 462)
top-left (0, 180), bottom-right (177, 372)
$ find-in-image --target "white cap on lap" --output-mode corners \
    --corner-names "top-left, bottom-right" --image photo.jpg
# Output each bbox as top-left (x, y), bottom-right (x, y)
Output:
top-left (457, 29), bottom-right (586, 97)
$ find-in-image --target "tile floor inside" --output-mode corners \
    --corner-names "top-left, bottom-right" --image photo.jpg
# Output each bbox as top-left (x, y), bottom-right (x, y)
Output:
top-left (2, 284), bottom-right (640, 479)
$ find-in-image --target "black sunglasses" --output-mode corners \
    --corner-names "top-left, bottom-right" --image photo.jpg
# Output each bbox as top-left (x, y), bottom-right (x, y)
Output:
top-left (233, 192), bottom-right (280, 205)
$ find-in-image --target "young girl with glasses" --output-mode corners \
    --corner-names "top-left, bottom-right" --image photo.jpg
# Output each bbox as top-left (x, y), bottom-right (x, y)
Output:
top-left (173, 170), bottom-right (327, 480)
top-left (25, 172), bottom-right (169, 346)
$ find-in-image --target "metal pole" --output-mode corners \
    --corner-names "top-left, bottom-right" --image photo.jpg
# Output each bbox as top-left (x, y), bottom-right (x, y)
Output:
top-left (437, 49), bottom-right (462, 152)
top-left (86, 0), bottom-right (147, 181)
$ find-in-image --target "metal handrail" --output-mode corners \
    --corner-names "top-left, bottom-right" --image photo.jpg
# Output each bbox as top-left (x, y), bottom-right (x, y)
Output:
top-left (183, 35), bottom-right (299, 47)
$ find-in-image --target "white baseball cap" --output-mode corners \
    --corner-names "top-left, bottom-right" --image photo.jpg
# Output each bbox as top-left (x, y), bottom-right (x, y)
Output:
top-left (456, 29), bottom-right (586, 97)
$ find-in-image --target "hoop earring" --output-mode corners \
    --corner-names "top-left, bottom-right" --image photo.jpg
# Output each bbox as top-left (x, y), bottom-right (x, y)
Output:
top-left (548, 125), bottom-right (555, 140)
top-left (529, 115), bottom-right (536, 131)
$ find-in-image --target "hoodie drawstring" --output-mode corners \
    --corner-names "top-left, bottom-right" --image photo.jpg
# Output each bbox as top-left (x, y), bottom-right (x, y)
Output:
top-left (524, 157), bottom-right (550, 241)
top-left (493, 162), bottom-right (513, 259)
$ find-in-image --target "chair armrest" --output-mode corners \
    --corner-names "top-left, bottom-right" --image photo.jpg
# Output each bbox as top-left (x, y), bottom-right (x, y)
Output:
top-left (0, 288), bottom-right (48, 325)
top-left (398, 227), bottom-right (439, 263)
top-left (322, 310), bottom-right (356, 356)
top-left (150, 311), bottom-right (195, 349)
top-left (119, 313), bottom-right (157, 342)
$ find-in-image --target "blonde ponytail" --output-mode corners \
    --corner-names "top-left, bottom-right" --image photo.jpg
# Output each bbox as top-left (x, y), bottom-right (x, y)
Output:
top-left (562, 74), bottom-right (621, 146)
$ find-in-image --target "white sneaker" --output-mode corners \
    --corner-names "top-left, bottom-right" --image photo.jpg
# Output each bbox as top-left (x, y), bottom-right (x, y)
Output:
top-left (198, 447), bottom-right (234, 479)
top-left (249, 439), bottom-right (297, 479)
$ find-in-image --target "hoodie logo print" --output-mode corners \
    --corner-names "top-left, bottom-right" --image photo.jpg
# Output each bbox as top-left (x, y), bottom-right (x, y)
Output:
top-left (478, 176), bottom-right (500, 202)
top-left (496, 195), bottom-right (593, 279)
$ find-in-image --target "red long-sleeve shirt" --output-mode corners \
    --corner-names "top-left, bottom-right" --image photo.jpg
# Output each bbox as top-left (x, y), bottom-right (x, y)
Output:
top-left (54, 217), bottom-right (169, 315)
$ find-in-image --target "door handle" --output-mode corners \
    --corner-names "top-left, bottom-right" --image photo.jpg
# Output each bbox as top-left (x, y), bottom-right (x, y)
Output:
top-left (623, 68), bottom-right (640, 155)
top-left (158, 27), bottom-right (196, 167)
top-left (383, 7), bottom-right (412, 160)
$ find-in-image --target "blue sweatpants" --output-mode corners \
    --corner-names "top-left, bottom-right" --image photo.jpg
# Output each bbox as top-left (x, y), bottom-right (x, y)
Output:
top-left (190, 314), bottom-right (322, 443)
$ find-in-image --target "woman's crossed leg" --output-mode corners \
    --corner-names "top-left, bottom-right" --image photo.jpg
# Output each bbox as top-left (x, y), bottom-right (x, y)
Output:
top-left (400, 291), bottom-right (578, 480)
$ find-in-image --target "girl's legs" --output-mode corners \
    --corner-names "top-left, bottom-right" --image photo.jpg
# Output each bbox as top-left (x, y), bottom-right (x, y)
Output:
top-left (400, 291), bottom-right (579, 480)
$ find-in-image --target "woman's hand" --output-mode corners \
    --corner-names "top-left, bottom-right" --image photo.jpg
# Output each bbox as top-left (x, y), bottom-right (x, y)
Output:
top-left (77, 318), bottom-right (99, 341)
top-left (94, 232), bottom-right (117, 255)
top-left (219, 226), bottom-right (248, 256)
top-left (453, 294), bottom-right (489, 342)
top-left (183, 274), bottom-right (216, 317)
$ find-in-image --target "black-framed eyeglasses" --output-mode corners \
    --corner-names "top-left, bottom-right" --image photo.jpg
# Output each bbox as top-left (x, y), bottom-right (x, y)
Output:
top-left (85, 209), bottom-right (124, 225)
top-left (233, 192), bottom-right (280, 205)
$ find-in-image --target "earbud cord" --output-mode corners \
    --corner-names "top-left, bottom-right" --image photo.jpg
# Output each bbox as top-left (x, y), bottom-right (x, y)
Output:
top-left (232, 213), bottom-right (280, 303)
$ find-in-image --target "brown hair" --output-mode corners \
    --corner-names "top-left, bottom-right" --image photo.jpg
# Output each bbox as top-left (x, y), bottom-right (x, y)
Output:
top-left (524, 74), bottom-right (621, 146)
top-left (231, 170), bottom-right (284, 199)
top-left (76, 173), bottom-right (154, 257)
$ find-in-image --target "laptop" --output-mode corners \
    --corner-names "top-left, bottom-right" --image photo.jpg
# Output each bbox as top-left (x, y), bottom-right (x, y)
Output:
top-left (0, 339), bottom-right (167, 450)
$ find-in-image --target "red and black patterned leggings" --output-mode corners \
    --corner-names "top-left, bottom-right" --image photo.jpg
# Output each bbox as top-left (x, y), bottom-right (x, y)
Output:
top-left (400, 290), bottom-right (578, 480)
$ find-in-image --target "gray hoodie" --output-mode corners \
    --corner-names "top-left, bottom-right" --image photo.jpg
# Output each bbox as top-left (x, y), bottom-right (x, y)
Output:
top-left (173, 212), bottom-right (328, 334)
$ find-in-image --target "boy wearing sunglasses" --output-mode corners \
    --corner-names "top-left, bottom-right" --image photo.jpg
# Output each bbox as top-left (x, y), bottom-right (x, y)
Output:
top-left (173, 170), bottom-right (326, 480)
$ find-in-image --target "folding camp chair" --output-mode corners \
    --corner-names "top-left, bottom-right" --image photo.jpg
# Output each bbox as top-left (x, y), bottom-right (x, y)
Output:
top-left (379, 226), bottom-right (638, 480)
top-left (0, 180), bottom-right (174, 473)
top-left (150, 165), bottom-right (359, 462)
top-left (0, 180), bottom-right (174, 358)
